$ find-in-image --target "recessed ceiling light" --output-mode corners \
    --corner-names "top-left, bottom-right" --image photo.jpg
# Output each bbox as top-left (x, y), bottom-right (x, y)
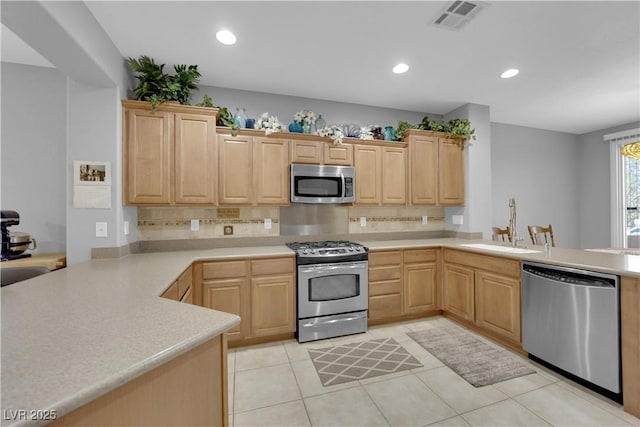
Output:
top-left (501, 68), bottom-right (519, 79)
top-left (216, 30), bottom-right (237, 45)
top-left (392, 63), bottom-right (409, 74)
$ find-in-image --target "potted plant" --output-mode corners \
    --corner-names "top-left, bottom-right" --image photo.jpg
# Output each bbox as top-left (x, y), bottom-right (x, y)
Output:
top-left (197, 94), bottom-right (239, 136)
top-left (127, 55), bottom-right (201, 112)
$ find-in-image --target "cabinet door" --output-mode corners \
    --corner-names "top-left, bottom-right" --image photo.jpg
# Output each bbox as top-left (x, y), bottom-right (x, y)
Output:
top-left (409, 135), bottom-right (438, 205)
top-left (174, 113), bottom-right (216, 204)
top-left (290, 140), bottom-right (322, 164)
top-left (324, 143), bottom-right (353, 166)
top-left (438, 137), bottom-right (465, 205)
top-left (354, 145), bottom-right (381, 205)
top-left (218, 135), bottom-right (253, 204)
top-left (251, 274), bottom-right (295, 336)
top-left (382, 146), bottom-right (407, 205)
top-left (443, 263), bottom-right (475, 322)
top-left (475, 270), bottom-right (521, 343)
top-left (254, 138), bottom-right (289, 205)
top-left (125, 109), bottom-right (172, 204)
top-left (203, 278), bottom-right (249, 341)
top-left (404, 262), bottom-right (438, 314)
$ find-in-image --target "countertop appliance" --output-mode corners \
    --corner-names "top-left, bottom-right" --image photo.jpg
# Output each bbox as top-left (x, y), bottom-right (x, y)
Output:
top-left (290, 163), bottom-right (355, 204)
top-left (287, 240), bottom-right (368, 342)
top-left (1, 210), bottom-right (36, 261)
top-left (522, 261), bottom-right (621, 399)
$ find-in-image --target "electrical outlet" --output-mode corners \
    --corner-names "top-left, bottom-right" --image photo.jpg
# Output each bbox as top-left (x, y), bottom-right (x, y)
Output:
top-left (224, 225), bottom-right (234, 235)
top-left (422, 216), bottom-right (428, 225)
top-left (124, 221), bottom-right (130, 235)
top-left (264, 218), bottom-right (272, 229)
top-left (452, 215), bottom-right (464, 225)
top-left (360, 217), bottom-right (366, 227)
top-left (191, 219), bottom-right (199, 232)
top-left (95, 222), bottom-right (108, 237)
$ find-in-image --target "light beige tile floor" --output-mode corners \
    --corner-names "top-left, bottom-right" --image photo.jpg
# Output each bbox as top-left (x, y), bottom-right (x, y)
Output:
top-left (229, 317), bottom-right (639, 427)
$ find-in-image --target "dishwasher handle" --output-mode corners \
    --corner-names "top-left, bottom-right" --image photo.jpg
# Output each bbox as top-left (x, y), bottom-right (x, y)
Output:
top-left (522, 264), bottom-right (617, 288)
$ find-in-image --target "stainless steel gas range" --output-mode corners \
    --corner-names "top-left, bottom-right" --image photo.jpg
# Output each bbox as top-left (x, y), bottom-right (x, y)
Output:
top-left (286, 241), bottom-right (369, 343)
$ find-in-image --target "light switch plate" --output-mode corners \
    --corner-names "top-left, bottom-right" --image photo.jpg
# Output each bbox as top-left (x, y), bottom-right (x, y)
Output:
top-left (124, 221), bottom-right (130, 235)
top-left (191, 219), bottom-right (199, 232)
top-left (452, 215), bottom-right (464, 225)
top-left (360, 217), bottom-right (366, 227)
top-left (95, 222), bottom-right (107, 237)
top-left (422, 216), bottom-right (428, 225)
top-left (264, 218), bottom-right (272, 229)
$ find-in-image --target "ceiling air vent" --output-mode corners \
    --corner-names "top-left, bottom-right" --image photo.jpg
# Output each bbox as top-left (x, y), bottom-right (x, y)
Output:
top-left (432, 1), bottom-right (488, 30)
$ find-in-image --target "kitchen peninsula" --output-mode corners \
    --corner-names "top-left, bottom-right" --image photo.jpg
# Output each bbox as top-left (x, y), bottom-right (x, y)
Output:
top-left (2, 239), bottom-right (639, 426)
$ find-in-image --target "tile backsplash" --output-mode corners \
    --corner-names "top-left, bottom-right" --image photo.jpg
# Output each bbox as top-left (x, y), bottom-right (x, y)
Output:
top-left (137, 205), bottom-right (445, 241)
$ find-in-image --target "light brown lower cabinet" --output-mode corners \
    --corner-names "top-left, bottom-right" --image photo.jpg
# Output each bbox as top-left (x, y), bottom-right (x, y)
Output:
top-left (403, 249), bottom-right (439, 314)
top-left (197, 256), bottom-right (295, 345)
top-left (250, 258), bottom-right (295, 337)
top-left (443, 248), bottom-right (521, 345)
top-left (368, 250), bottom-right (403, 320)
top-left (161, 265), bottom-right (193, 304)
top-left (49, 334), bottom-right (227, 427)
top-left (368, 248), bottom-right (440, 322)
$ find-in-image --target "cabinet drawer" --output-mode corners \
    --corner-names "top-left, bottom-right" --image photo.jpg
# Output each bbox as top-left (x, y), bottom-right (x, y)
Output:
top-left (251, 257), bottom-right (294, 276)
top-left (177, 266), bottom-right (192, 299)
top-left (369, 294), bottom-right (402, 320)
top-left (369, 279), bottom-right (402, 296)
top-left (369, 265), bottom-right (402, 282)
top-left (202, 260), bottom-right (248, 279)
top-left (444, 249), bottom-right (520, 278)
top-left (404, 248), bottom-right (438, 264)
top-left (369, 250), bottom-right (402, 266)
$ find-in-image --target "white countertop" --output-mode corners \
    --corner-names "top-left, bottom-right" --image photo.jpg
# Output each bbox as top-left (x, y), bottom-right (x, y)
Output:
top-left (0, 246), bottom-right (292, 427)
top-left (2, 240), bottom-right (638, 426)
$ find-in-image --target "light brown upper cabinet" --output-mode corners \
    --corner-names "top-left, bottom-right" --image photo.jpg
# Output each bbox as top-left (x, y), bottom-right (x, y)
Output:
top-left (354, 143), bottom-right (406, 205)
top-left (290, 139), bottom-right (353, 165)
top-left (218, 133), bottom-right (290, 206)
top-left (406, 130), bottom-right (465, 206)
top-left (253, 137), bottom-right (290, 205)
top-left (122, 100), bottom-right (217, 205)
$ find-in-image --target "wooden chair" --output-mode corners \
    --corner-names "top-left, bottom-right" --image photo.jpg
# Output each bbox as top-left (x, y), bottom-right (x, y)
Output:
top-left (528, 224), bottom-right (555, 246)
top-left (491, 227), bottom-right (511, 243)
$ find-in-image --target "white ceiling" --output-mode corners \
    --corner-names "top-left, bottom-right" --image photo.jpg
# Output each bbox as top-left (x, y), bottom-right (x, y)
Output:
top-left (7, 1), bottom-right (640, 135)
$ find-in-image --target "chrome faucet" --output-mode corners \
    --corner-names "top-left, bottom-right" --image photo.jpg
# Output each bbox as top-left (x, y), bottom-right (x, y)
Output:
top-left (508, 197), bottom-right (517, 247)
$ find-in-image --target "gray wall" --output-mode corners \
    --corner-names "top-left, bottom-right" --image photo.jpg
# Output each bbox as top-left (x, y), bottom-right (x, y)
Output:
top-left (578, 120), bottom-right (640, 249)
top-left (2, 1), bottom-right (136, 264)
top-left (193, 86), bottom-right (437, 131)
top-left (491, 123), bottom-right (581, 248)
top-left (1, 63), bottom-right (67, 253)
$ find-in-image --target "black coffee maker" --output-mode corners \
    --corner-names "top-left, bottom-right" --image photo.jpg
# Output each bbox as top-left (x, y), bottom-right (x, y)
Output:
top-left (1, 210), bottom-right (32, 261)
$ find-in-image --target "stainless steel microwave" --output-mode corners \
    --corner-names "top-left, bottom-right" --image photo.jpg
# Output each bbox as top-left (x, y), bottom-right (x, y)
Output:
top-left (290, 164), bottom-right (355, 204)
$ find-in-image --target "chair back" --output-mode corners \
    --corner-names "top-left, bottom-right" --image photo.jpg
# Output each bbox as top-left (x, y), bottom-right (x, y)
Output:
top-left (528, 224), bottom-right (555, 246)
top-left (491, 227), bottom-right (511, 243)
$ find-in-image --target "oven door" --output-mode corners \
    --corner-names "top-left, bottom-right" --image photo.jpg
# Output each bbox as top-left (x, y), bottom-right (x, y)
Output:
top-left (297, 261), bottom-right (368, 319)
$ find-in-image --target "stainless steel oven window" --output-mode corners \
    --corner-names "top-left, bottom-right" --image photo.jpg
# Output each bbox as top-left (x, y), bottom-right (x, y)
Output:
top-left (294, 176), bottom-right (341, 197)
top-left (309, 274), bottom-right (360, 301)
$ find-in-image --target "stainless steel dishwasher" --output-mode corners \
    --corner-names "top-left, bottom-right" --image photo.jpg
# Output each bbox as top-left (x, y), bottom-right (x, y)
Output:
top-left (521, 261), bottom-right (620, 396)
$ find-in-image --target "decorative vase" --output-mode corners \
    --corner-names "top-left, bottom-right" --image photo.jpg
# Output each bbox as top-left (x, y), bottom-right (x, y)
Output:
top-left (384, 126), bottom-right (395, 141)
top-left (302, 122), bottom-right (311, 134)
top-left (245, 118), bottom-right (255, 129)
top-left (315, 115), bottom-right (326, 131)
top-left (234, 108), bottom-right (248, 128)
top-left (288, 121), bottom-right (303, 133)
top-left (372, 126), bottom-right (384, 140)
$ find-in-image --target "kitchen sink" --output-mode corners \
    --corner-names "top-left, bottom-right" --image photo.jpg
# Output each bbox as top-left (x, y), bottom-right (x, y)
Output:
top-left (459, 243), bottom-right (541, 254)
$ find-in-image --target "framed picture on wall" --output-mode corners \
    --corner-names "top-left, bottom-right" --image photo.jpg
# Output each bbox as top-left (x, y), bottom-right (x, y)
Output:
top-left (73, 160), bottom-right (111, 209)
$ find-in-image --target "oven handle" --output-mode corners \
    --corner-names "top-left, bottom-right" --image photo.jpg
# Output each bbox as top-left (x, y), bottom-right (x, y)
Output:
top-left (301, 315), bottom-right (363, 328)
top-left (299, 262), bottom-right (367, 275)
